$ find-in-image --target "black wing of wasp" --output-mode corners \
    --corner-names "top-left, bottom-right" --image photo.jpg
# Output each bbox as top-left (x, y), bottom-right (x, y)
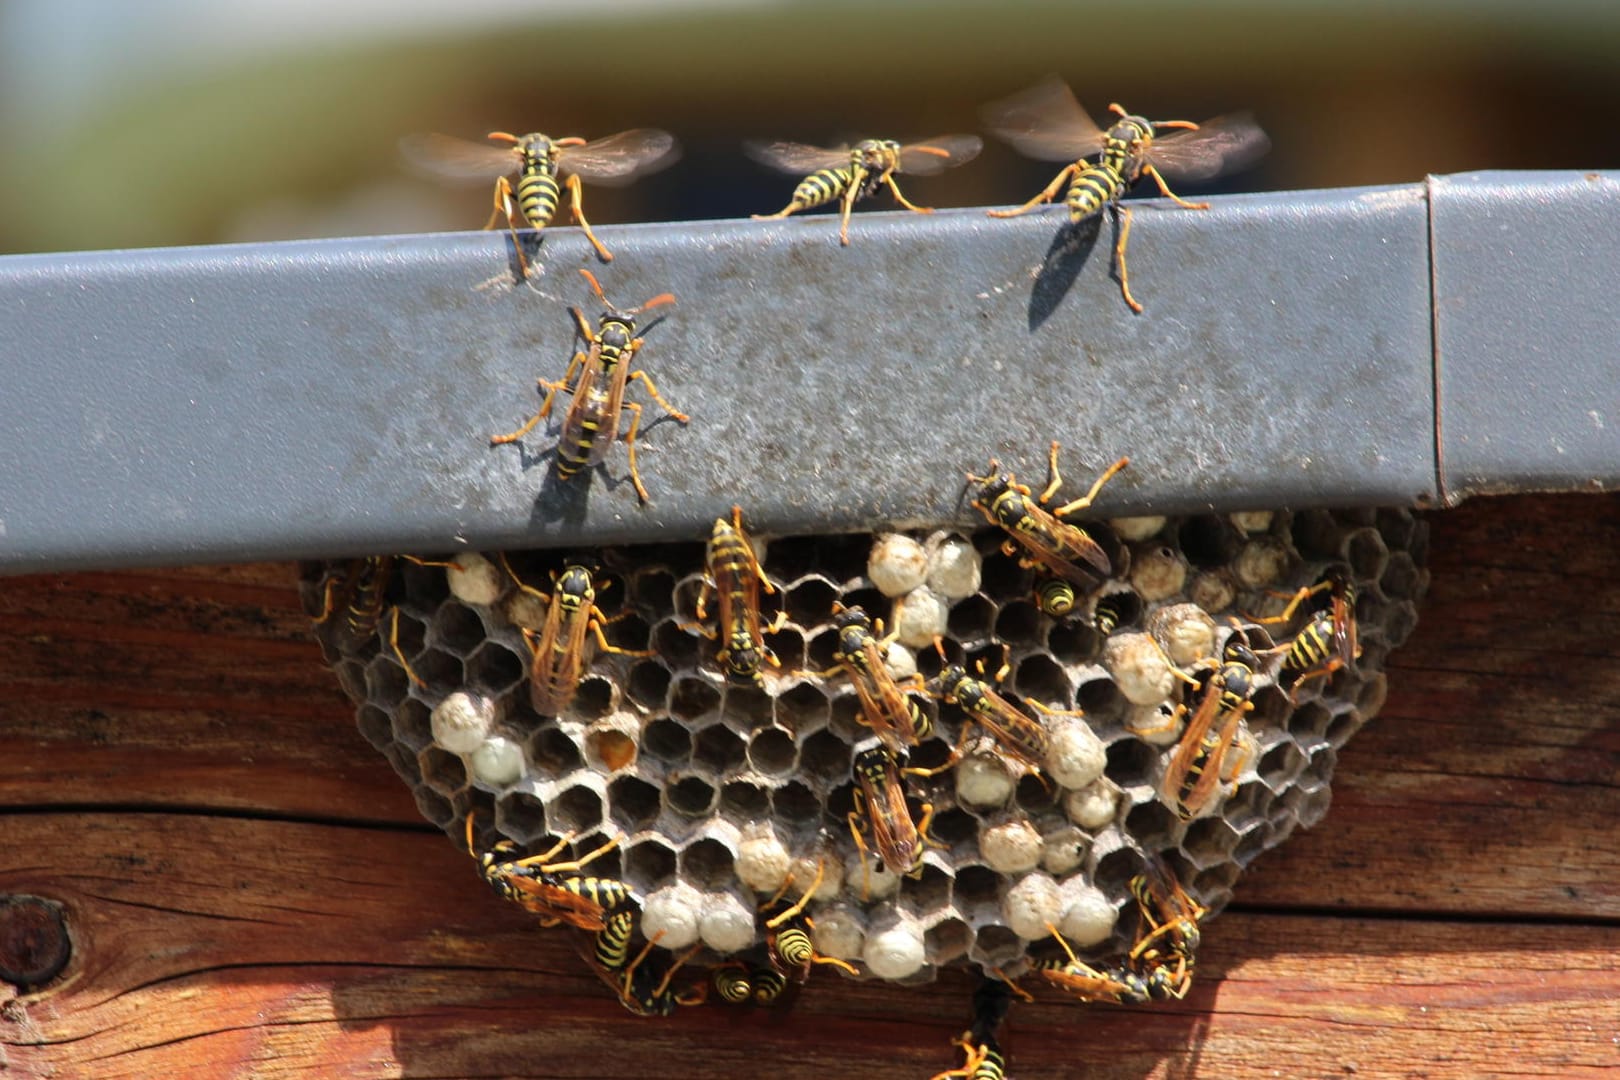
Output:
top-left (1161, 655), bottom-right (1256, 820)
top-left (748, 135), bottom-right (980, 245)
top-left (966, 442), bottom-right (1127, 590)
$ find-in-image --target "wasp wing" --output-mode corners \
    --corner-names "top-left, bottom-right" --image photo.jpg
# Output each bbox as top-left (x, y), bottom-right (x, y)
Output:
top-left (398, 133), bottom-right (521, 182)
top-left (1144, 112), bottom-right (1270, 183)
top-left (557, 129), bottom-right (681, 187)
top-left (744, 140), bottom-right (853, 174)
top-left (897, 135), bottom-right (983, 174)
top-left (981, 75), bottom-right (1107, 163)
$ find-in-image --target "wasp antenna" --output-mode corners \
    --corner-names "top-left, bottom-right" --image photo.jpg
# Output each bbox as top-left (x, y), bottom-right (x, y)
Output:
top-left (577, 267), bottom-right (610, 304)
top-left (635, 292), bottom-right (677, 315)
top-left (487, 131), bottom-right (520, 144)
top-left (1107, 103), bottom-right (1127, 118)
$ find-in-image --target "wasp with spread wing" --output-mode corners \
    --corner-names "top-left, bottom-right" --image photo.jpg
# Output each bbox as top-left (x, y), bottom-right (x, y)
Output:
top-left (400, 128), bottom-right (678, 271)
top-left (747, 135), bottom-right (981, 245)
top-left (982, 75), bottom-right (1268, 312)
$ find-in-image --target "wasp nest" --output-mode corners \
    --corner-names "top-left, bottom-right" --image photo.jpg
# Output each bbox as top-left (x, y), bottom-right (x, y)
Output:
top-left (302, 506), bottom-right (1426, 986)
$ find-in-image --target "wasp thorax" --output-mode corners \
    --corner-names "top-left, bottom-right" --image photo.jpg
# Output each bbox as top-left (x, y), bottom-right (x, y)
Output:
top-left (600, 323), bottom-right (633, 350)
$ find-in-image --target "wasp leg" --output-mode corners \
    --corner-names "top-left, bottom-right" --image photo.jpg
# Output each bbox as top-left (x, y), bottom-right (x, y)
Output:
top-left (1112, 206), bottom-right (1145, 314)
top-left (619, 400), bottom-right (651, 504)
top-left (1140, 163), bottom-right (1210, 211)
top-left (1050, 452), bottom-right (1131, 518)
top-left (565, 173), bottom-right (614, 263)
top-left (518, 834), bottom-right (621, 876)
top-left (988, 162), bottom-right (1079, 219)
top-left (626, 368), bottom-right (689, 424)
top-left (486, 175), bottom-right (534, 279)
top-left (489, 376), bottom-right (573, 445)
top-left (837, 170), bottom-right (862, 246)
top-left (389, 607), bottom-right (427, 688)
top-left (884, 174), bottom-right (934, 215)
top-left (589, 615), bottom-right (655, 659)
top-left (847, 805), bottom-right (874, 901)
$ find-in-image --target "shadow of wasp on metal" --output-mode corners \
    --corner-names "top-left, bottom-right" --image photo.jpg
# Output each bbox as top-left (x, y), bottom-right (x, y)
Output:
top-left (1027, 213), bottom-right (1103, 332)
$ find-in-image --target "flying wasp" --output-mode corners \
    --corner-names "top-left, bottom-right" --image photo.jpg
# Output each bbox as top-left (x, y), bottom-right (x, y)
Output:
top-left (746, 135), bottom-right (982, 245)
top-left (809, 605), bottom-right (932, 754)
top-left (465, 812), bottom-right (632, 932)
top-left (399, 128), bottom-right (678, 272)
top-left (686, 505), bottom-right (787, 686)
top-left (499, 553), bottom-right (650, 717)
top-left (1157, 636), bottom-right (1259, 821)
top-left (490, 269), bottom-right (688, 503)
top-left (982, 75), bottom-right (1269, 313)
top-left (759, 860), bottom-right (859, 984)
top-left (968, 440), bottom-right (1129, 594)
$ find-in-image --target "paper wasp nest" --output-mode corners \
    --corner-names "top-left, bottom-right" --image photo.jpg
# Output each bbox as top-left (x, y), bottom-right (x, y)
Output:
top-left (302, 506), bottom-right (1426, 984)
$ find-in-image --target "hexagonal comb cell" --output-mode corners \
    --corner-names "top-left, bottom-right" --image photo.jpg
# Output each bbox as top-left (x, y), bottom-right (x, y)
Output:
top-left (307, 506), bottom-right (1425, 986)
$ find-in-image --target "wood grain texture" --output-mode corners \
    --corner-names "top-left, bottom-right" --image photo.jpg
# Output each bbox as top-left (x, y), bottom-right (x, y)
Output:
top-left (2, 494), bottom-right (1618, 1079)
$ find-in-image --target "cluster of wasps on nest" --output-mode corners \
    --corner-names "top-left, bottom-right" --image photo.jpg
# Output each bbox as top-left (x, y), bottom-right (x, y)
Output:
top-left (319, 75), bottom-right (1295, 1077)
top-left (313, 435), bottom-right (1363, 1076)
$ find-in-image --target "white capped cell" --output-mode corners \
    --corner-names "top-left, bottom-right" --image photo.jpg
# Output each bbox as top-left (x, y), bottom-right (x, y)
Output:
top-left (469, 735), bottom-right (524, 787)
top-left (868, 534), bottom-right (929, 597)
top-left (431, 691), bottom-right (495, 754)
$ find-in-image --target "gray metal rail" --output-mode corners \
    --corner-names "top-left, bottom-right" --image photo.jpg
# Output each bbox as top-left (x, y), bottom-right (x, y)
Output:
top-left (0, 170), bottom-right (1614, 574)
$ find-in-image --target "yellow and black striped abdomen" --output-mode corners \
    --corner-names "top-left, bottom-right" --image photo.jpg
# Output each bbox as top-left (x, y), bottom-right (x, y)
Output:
top-left (516, 168), bottom-right (562, 230)
top-left (1284, 612), bottom-right (1336, 674)
top-left (791, 168), bottom-right (854, 211)
top-left (556, 386), bottom-right (612, 479)
top-left (1066, 163), bottom-right (1128, 222)
top-left (558, 875), bottom-right (633, 915)
top-left (773, 925), bottom-right (814, 970)
top-left (594, 909), bottom-right (636, 971)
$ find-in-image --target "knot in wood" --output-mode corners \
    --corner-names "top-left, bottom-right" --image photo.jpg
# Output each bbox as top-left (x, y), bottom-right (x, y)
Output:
top-left (0, 895), bottom-right (70, 990)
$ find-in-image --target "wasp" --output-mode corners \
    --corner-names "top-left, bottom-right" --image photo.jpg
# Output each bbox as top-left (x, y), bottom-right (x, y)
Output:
top-left (968, 441), bottom-right (1129, 595)
top-left (465, 813), bottom-right (632, 932)
top-left (711, 962), bottom-right (790, 1006)
top-left (687, 505), bottom-right (787, 686)
top-left (847, 744), bottom-right (948, 898)
top-left (1159, 638), bottom-right (1258, 820)
top-left (1034, 923), bottom-right (1152, 1005)
top-left (810, 605), bottom-right (931, 753)
top-left (399, 128), bottom-right (678, 271)
top-left (490, 269), bottom-right (687, 503)
top-left (499, 553), bottom-right (650, 717)
top-left (746, 135), bottom-right (982, 245)
top-left (935, 648), bottom-right (1073, 777)
top-left (931, 977), bottom-right (1017, 1080)
top-left (598, 924), bottom-right (706, 1017)
top-left (760, 860), bottom-right (859, 983)
top-left (982, 75), bottom-right (1269, 313)
top-left (314, 554), bottom-right (458, 652)
top-left (1123, 856), bottom-right (1207, 1001)
top-left (1256, 566), bottom-right (1361, 696)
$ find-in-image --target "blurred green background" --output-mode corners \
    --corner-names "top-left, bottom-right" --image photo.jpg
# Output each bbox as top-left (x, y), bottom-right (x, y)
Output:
top-left (3, 0), bottom-right (1618, 255)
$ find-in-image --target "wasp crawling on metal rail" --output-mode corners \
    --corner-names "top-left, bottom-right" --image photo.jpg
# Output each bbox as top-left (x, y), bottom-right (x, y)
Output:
top-left (499, 553), bottom-right (650, 717)
top-left (968, 440), bottom-right (1129, 597)
top-left (685, 505), bottom-right (787, 686)
top-left (1255, 565), bottom-right (1361, 698)
top-left (809, 605), bottom-right (932, 753)
top-left (490, 269), bottom-right (688, 503)
top-left (399, 128), bottom-right (678, 272)
top-left (746, 135), bottom-right (982, 245)
top-left (1154, 632), bottom-right (1259, 820)
top-left (981, 75), bottom-right (1268, 313)
top-left (464, 812), bottom-right (632, 932)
